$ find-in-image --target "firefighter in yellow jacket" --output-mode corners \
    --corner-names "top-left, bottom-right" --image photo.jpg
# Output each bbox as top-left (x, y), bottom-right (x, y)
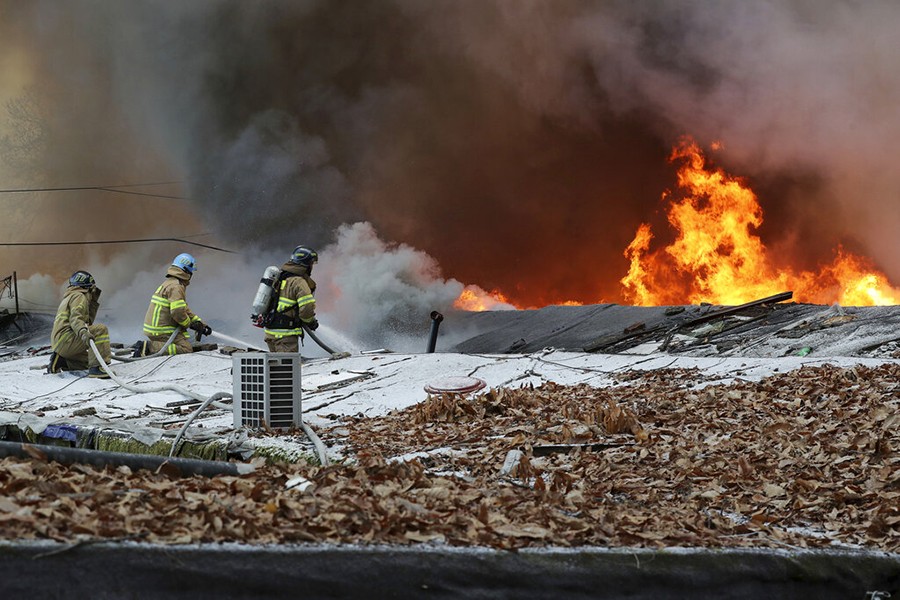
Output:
top-left (141, 253), bottom-right (211, 356)
top-left (263, 246), bottom-right (319, 352)
top-left (49, 271), bottom-right (112, 378)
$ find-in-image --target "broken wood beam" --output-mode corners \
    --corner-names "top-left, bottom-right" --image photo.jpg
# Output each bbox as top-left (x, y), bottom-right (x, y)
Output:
top-left (679, 291), bottom-right (793, 329)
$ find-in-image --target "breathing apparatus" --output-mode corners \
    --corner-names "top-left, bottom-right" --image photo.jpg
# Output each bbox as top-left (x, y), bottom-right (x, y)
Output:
top-left (250, 266), bottom-right (282, 328)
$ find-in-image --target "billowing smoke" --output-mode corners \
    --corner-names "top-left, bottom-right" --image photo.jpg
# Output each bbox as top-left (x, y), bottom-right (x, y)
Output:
top-left (2, 0), bottom-right (900, 312)
top-left (1, 222), bottom-right (477, 353)
top-left (315, 221), bottom-right (469, 349)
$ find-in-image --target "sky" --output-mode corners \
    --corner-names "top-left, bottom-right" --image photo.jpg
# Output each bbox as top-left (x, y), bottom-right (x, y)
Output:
top-left (1, 0), bottom-right (899, 330)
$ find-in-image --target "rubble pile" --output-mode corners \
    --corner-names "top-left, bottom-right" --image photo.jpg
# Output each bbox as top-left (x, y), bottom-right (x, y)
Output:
top-left (0, 363), bottom-right (896, 550)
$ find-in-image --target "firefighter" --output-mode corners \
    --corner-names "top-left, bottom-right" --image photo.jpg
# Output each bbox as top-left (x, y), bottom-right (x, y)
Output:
top-left (263, 245), bottom-right (319, 352)
top-left (48, 271), bottom-right (112, 378)
top-left (140, 253), bottom-right (211, 356)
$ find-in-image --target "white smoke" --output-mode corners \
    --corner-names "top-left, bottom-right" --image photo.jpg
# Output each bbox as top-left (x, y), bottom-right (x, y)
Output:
top-left (315, 221), bottom-right (470, 351)
top-left (0, 272), bottom-right (58, 315)
top-left (3, 222), bottom-right (488, 354)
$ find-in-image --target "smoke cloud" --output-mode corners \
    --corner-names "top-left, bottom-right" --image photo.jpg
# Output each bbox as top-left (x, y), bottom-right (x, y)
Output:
top-left (2, 0), bottom-right (900, 313)
top-left (316, 221), bottom-right (467, 349)
top-left (1, 222), bottom-right (480, 354)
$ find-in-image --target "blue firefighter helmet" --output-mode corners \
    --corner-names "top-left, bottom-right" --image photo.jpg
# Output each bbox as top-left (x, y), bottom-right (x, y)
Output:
top-left (289, 246), bottom-right (318, 268)
top-left (68, 270), bottom-right (96, 288)
top-left (172, 253), bottom-right (198, 274)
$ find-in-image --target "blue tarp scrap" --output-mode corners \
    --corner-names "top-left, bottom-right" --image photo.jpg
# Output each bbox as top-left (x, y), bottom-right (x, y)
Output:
top-left (41, 424), bottom-right (78, 442)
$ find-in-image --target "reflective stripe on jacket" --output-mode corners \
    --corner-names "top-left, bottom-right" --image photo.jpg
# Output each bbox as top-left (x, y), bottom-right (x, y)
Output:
top-left (263, 267), bottom-right (316, 339)
top-left (143, 266), bottom-right (201, 337)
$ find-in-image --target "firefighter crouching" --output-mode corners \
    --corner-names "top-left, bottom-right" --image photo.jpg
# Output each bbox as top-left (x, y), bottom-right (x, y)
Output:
top-left (264, 245), bottom-right (319, 353)
top-left (140, 253), bottom-right (211, 356)
top-left (48, 271), bottom-right (112, 378)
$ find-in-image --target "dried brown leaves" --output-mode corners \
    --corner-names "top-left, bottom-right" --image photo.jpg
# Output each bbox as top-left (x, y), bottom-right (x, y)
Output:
top-left (0, 363), bottom-right (896, 551)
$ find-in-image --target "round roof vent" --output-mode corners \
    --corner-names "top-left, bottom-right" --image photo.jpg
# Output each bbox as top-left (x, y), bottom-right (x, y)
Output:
top-left (424, 376), bottom-right (487, 395)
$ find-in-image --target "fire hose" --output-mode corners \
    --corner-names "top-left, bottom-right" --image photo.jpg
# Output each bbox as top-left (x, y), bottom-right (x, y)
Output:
top-left (87, 339), bottom-right (330, 467)
top-left (90, 339), bottom-right (232, 406)
top-left (302, 323), bottom-right (338, 355)
top-left (110, 328), bottom-right (181, 362)
top-left (112, 328), bottom-right (267, 362)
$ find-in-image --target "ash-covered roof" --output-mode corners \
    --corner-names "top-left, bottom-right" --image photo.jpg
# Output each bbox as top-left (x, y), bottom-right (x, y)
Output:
top-left (446, 300), bottom-right (900, 359)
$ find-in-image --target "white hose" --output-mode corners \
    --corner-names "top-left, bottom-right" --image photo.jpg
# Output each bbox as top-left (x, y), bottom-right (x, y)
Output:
top-left (300, 422), bottom-right (330, 466)
top-left (168, 391), bottom-right (233, 458)
top-left (111, 328), bottom-right (182, 362)
top-left (206, 330), bottom-right (268, 352)
top-left (89, 339), bottom-right (231, 406)
top-left (89, 339), bottom-right (330, 466)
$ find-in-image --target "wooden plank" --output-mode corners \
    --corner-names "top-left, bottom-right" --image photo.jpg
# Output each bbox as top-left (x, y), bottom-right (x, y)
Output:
top-left (679, 291), bottom-right (793, 329)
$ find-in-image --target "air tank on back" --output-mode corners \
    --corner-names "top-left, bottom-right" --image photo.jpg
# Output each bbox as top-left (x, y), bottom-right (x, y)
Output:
top-left (250, 266), bottom-right (281, 327)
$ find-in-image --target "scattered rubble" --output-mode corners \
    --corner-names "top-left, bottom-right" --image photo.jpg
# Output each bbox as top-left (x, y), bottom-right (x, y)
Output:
top-left (450, 299), bottom-right (900, 358)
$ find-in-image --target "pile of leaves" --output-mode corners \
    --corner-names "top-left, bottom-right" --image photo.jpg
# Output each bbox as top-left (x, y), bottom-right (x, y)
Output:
top-left (0, 363), bottom-right (896, 550)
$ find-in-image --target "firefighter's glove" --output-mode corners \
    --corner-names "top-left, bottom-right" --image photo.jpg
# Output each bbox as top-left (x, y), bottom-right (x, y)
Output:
top-left (306, 318), bottom-right (319, 331)
top-left (189, 321), bottom-right (212, 337)
top-left (79, 329), bottom-right (94, 345)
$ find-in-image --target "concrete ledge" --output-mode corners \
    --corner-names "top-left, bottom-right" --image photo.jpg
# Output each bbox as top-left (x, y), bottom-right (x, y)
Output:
top-left (0, 542), bottom-right (897, 599)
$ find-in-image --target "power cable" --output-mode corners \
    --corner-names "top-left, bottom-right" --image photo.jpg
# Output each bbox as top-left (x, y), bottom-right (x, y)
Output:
top-left (0, 183), bottom-right (232, 251)
top-left (0, 237), bottom-right (235, 253)
top-left (0, 181), bottom-right (185, 201)
top-left (22, 373), bottom-right (89, 402)
top-left (95, 188), bottom-right (185, 200)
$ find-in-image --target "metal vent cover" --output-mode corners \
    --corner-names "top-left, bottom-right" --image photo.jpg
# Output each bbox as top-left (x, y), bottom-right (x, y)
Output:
top-left (232, 353), bottom-right (301, 430)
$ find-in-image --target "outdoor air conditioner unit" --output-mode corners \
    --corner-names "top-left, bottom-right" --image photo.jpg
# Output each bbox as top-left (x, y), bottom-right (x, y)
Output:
top-left (232, 352), bottom-right (302, 430)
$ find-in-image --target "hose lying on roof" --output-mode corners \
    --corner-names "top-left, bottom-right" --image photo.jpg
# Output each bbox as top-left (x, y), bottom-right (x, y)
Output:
top-left (300, 421), bottom-right (330, 466)
top-left (90, 339), bottom-right (231, 407)
top-left (89, 339), bottom-right (331, 467)
top-left (110, 328), bottom-right (181, 363)
top-left (169, 391), bottom-right (233, 458)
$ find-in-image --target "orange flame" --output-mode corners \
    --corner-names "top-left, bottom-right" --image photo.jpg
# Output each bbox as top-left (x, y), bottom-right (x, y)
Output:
top-left (454, 286), bottom-right (514, 311)
top-left (453, 287), bottom-right (586, 311)
top-left (621, 138), bottom-right (900, 306)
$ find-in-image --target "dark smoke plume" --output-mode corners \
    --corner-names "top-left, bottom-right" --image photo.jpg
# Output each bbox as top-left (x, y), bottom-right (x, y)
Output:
top-left (2, 0), bottom-right (900, 307)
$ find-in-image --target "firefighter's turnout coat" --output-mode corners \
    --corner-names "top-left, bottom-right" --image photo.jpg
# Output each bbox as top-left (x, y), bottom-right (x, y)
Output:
top-left (51, 285), bottom-right (111, 369)
top-left (143, 266), bottom-right (203, 355)
top-left (264, 262), bottom-right (316, 352)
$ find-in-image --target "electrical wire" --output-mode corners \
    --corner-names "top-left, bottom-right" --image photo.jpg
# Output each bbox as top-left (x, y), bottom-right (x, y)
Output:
top-left (20, 373), bottom-right (88, 403)
top-left (0, 182), bottom-right (185, 201)
top-left (7, 296), bottom-right (57, 309)
top-left (0, 237), bottom-right (235, 253)
top-left (93, 188), bottom-right (184, 200)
